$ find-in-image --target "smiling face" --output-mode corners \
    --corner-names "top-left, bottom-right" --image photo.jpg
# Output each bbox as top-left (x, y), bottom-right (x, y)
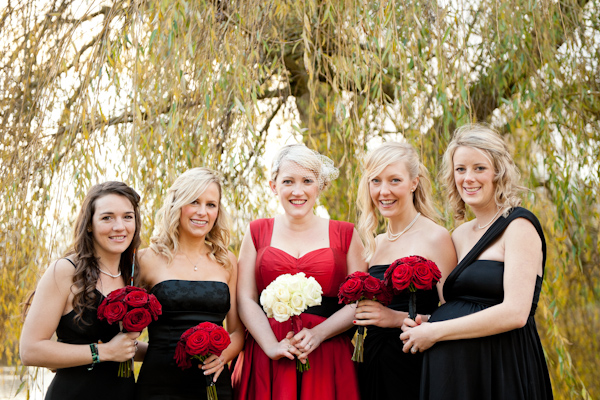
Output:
top-left (369, 160), bottom-right (419, 219)
top-left (178, 182), bottom-right (220, 239)
top-left (91, 194), bottom-right (136, 258)
top-left (270, 160), bottom-right (320, 219)
top-left (453, 146), bottom-right (497, 211)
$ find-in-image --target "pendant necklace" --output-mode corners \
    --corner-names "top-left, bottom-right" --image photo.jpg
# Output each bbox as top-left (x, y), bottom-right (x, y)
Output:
top-left (477, 207), bottom-right (503, 230)
top-left (181, 251), bottom-right (204, 271)
top-left (387, 212), bottom-right (421, 242)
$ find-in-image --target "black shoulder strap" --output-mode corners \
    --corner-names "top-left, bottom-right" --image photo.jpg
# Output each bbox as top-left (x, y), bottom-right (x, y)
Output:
top-left (444, 207), bottom-right (546, 294)
top-left (62, 258), bottom-right (77, 268)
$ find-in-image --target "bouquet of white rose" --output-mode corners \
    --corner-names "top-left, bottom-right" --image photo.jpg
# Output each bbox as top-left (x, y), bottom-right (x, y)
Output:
top-left (260, 272), bottom-right (323, 372)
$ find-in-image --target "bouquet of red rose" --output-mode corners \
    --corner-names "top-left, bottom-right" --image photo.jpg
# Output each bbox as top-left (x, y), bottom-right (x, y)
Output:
top-left (174, 322), bottom-right (231, 400)
top-left (338, 271), bottom-right (392, 362)
top-left (97, 286), bottom-right (162, 377)
top-left (383, 256), bottom-right (441, 320)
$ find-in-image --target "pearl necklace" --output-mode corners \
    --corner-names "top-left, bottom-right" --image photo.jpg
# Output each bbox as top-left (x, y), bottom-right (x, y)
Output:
top-left (98, 266), bottom-right (121, 278)
top-left (387, 212), bottom-right (421, 242)
top-left (477, 207), bottom-right (503, 230)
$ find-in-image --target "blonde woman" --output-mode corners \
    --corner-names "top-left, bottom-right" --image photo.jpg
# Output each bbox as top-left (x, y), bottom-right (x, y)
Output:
top-left (233, 144), bottom-right (366, 400)
top-left (354, 142), bottom-right (456, 400)
top-left (135, 168), bottom-right (243, 400)
top-left (401, 124), bottom-right (553, 399)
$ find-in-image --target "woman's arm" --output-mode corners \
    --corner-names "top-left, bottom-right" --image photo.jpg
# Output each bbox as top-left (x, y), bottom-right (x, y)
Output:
top-left (294, 229), bottom-right (368, 358)
top-left (20, 259), bottom-right (138, 369)
top-left (236, 227), bottom-right (300, 361)
top-left (400, 218), bottom-right (541, 351)
top-left (202, 252), bottom-right (245, 381)
top-left (430, 227), bottom-right (458, 304)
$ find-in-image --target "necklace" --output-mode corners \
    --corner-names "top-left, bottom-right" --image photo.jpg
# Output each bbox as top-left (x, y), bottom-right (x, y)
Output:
top-left (98, 265), bottom-right (121, 278)
top-left (387, 212), bottom-right (421, 242)
top-left (180, 251), bottom-right (204, 271)
top-left (477, 207), bottom-right (503, 230)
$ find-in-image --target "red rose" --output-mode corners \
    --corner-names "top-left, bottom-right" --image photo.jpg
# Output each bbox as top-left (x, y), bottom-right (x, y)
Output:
top-left (375, 285), bottom-right (394, 306)
top-left (174, 340), bottom-right (191, 369)
top-left (363, 275), bottom-right (383, 299)
top-left (106, 287), bottom-right (129, 303)
top-left (185, 329), bottom-right (211, 356)
top-left (412, 263), bottom-right (434, 290)
top-left (102, 301), bottom-right (128, 324)
top-left (122, 308), bottom-right (152, 332)
top-left (209, 327), bottom-right (231, 355)
top-left (124, 290), bottom-right (149, 307)
top-left (428, 260), bottom-right (442, 282)
top-left (97, 299), bottom-right (107, 319)
top-left (148, 294), bottom-right (162, 320)
top-left (338, 277), bottom-right (364, 304)
top-left (351, 271), bottom-right (370, 279)
top-left (390, 263), bottom-right (413, 292)
top-left (197, 321), bottom-right (217, 332)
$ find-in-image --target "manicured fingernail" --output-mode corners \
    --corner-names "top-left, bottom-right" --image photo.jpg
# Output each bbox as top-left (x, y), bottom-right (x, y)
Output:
top-left (353, 320), bottom-right (356, 324)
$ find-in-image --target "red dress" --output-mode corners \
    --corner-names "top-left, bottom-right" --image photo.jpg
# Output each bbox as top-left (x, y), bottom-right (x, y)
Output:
top-left (232, 218), bottom-right (360, 400)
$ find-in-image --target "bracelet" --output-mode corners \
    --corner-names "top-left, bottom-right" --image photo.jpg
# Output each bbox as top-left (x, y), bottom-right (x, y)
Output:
top-left (88, 343), bottom-right (100, 370)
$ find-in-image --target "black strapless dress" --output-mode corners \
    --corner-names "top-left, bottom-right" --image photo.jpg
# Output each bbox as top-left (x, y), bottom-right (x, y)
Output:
top-left (421, 208), bottom-right (553, 400)
top-left (358, 264), bottom-right (439, 400)
top-left (136, 280), bottom-right (232, 400)
top-left (46, 289), bottom-right (135, 400)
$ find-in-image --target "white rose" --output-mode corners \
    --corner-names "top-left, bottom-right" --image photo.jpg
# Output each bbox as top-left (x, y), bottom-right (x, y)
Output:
top-left (290, 292), bottom-right (307, 315)
top-left (287, 272), bottom-right (306, 293)
top-left (260, 289), bottom-right (276, 312)
top-left (304, 277), bottom-right (323, 307)
top-left (272, 301), bottom-right (292, 322)
top-left (272, 283), bottom-right (291, 303)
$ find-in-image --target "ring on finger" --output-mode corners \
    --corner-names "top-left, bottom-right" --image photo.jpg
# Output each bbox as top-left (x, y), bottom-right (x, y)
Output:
top-left (287, 344), bottom-right (291, 351)
top-left (411, 347), bottom-right (417, 354)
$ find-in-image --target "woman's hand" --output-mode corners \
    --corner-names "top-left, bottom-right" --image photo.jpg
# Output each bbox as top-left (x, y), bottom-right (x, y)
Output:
top-left (98, 331), bottom-right (140, 362)
top-left (264, 331), bottom-right (301, 361)
top-left (201, 354), bottom-right (226, 382)
top-left (291, 327), bottom-right (324, 362)
top-left (399, 316), bottom-right (437, 353)
top-left (354, 299), bottom-right (403, 328)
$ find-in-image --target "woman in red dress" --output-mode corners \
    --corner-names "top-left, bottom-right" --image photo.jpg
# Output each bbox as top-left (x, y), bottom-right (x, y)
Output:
top-left (232, 144), bottom-right (366, 400)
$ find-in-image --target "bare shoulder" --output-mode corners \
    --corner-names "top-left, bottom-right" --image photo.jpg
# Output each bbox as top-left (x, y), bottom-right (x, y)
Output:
top-left (421, 218), bottom-right (451, 241)
top-left (37, 258), bottom-right (75, 295)
top-left (505, 217), bottom-right (541, 247)
top-left (227, 250), bottom-right (238, 267)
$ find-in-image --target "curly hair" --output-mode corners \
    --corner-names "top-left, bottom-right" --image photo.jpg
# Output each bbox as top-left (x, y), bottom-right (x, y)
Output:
top-left (67, 181), bottom-right (141, 324)
top-left (149, 168), bottom-right (232, 271)
top-left (441, 123), bottom-right (526, 220)
top-left (357, 142), bottom-right (437, 260)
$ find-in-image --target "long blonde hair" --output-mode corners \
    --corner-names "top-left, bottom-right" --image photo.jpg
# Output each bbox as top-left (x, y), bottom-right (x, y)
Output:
top-left (357, 142), bottom-right (437, 260)
top-left (150, 168), bottom-right (232, 270)
top-left (441, 123), bottom-right (526, 220)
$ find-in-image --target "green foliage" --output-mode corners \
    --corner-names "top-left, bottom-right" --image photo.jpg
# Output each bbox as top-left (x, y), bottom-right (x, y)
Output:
top-left (1, 0), bottom-right (598, 398)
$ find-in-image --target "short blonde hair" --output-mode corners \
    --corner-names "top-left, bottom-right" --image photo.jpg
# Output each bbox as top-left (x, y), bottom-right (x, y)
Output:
top-left (441, 123), bottom-right (526, 220)
top-left (270, 144), bottom-right (339, 191)
top-left (150, 168), bottom-right (232, 270)
top-left (357, 142), bottom-right (437, 260)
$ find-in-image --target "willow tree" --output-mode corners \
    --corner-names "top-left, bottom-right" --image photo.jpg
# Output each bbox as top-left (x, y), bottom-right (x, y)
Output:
top-left (1, 0), bottom-right (598, 398)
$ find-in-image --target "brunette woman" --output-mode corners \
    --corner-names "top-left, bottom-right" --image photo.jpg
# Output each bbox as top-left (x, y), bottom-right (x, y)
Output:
top-left (20, 182), bottom-right (143, 400)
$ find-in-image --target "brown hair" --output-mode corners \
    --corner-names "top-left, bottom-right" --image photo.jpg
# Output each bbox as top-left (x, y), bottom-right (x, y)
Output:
top-left (67, 181), bottom-right (141, 323)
